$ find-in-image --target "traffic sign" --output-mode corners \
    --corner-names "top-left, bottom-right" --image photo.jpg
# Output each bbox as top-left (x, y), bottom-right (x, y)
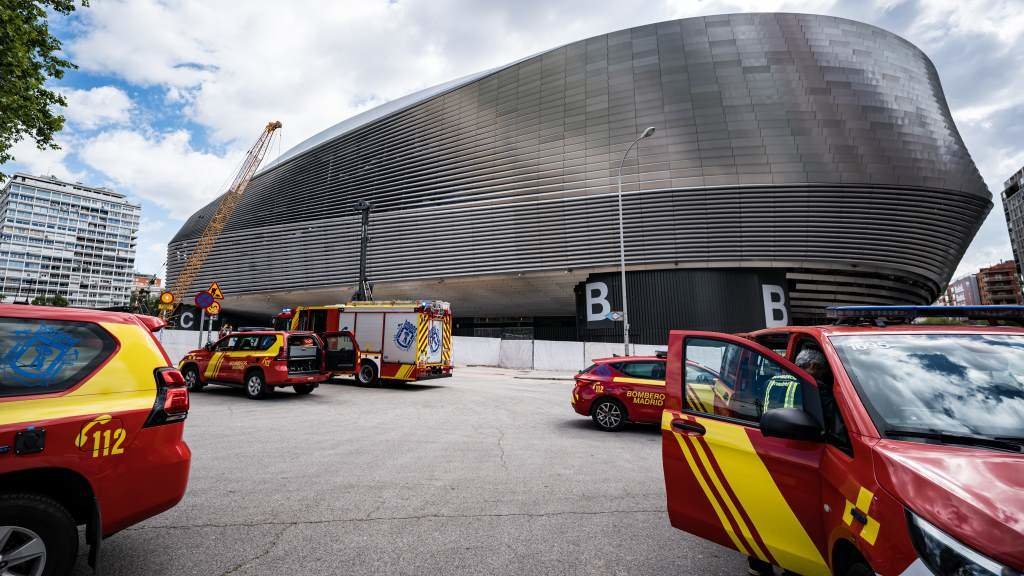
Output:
top-left (209, 282), bottom-right (224, 300)
top-left (158, 302), bottom-right (175, 311)
top-left (195, 291), bottom-right (214, 309)
top-left (205, 301), bottom-right (221, 315)
top-left (608, 311), bottom-right (624, 321)
top-left (159, 291), bottom-right (175, 304)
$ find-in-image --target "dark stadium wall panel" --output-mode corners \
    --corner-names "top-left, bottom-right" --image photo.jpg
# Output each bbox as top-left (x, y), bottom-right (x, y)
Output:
top-left (168, 13), bottom-right (991, 319)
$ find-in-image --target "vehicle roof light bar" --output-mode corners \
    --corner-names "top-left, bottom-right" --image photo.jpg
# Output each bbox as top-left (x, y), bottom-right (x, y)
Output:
top-left (827, 305), bottom-right (1024, 326)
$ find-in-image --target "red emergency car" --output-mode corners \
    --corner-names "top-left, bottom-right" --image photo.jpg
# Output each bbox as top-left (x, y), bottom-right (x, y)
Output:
top-left (178, 330), bottom-right (336, 399)
top-left (661, 306), bottom-right (1024, 576)
top-left (572, 355), bottom-right (718, 431)
top-left (0, 305), bottom-right (191, 575)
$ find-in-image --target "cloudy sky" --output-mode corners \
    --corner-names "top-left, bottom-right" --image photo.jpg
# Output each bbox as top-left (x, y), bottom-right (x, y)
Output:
top-left (4, 0), bottom-right (1023, 278)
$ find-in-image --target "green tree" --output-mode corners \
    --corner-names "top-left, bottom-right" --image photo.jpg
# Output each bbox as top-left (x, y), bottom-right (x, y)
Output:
top-left (0, 0), bottom-right (88, 178)
top-left (30, 294), bottom-right (48, 306)
top-left (50, 293), bottom-right (67, 307)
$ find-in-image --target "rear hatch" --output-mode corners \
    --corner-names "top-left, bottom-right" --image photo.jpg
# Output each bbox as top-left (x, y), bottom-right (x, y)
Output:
top-left (287, 334), bottom-right (321, 374)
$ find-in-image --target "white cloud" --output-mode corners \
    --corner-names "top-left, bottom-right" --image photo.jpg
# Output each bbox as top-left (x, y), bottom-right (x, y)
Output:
top-left (77, 129), bottom-right (241, 219)
top-left (61, 86), bottom-right (134, 129)
top-left (6, 138), bottom-right (85, 182)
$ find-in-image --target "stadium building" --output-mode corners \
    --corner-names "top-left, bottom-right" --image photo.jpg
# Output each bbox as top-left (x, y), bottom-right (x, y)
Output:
top-left (168, 13), bottom-right (990, 343)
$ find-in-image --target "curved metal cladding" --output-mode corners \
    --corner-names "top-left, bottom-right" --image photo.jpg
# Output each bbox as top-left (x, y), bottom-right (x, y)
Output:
top-left (168, 13), bottom-right (990, 320)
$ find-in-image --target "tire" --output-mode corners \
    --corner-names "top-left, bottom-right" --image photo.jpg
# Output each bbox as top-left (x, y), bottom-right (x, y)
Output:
top-left (591, 398), bottom-right (627, 431)
top-left (356, 361), bottom-right (379, 386)
top-left (293, 384), bottom-right (315, 395)
top-left (245, 370), bottom-right (269, 400)
top-left (0, 493), bottom-right (78, 576)
top-left (182, 365), bottom-right (204, 392)
top-left (843, 562), bottom-right (873, 576)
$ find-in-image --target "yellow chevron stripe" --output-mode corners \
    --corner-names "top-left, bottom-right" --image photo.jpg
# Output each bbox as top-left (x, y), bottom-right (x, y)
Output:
top-left (697, 418), bottom-right (830, 576)
top-left (663, 412), bottom-right (751, 556)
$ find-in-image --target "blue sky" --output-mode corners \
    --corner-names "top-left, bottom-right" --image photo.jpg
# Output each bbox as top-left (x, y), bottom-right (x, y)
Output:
top-left (4, 0), bottom-right (1023, 279)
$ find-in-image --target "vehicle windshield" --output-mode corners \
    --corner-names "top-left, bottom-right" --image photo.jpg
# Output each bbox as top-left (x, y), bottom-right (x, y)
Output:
top-left (830, 334), bottom-right (1024, 438)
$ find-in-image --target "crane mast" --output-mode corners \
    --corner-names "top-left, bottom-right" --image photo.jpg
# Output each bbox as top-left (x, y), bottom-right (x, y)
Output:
top-left (163, 120), bottom-right (282, 319)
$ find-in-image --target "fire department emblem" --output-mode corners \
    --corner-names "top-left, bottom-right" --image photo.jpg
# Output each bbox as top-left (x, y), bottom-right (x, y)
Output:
top-left (394, 320), bottom-right (416, 350)
top-left (3, 324), bottom-right (79, 385)
top-left (429, 326), bottom-right (441, 354)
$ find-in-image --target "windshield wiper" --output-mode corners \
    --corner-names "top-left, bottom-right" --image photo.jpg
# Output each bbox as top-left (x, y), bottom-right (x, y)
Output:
top-left (885, 428), bottom-right (1024, 454)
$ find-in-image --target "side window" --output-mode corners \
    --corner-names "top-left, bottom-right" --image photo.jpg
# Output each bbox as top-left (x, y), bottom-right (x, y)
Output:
top-left (754, 333), bottom-right (789, 355)
top-left (0, 318), bottom-right (117, 398)
top-left (684, 338), bottom-right (804, 425)
top-left (258, 335), bottom-right (278, 350)
top-left (326, 334), bottom-right (353, 352)
top-left (793, 339), bottom-right (851, 453)
top-left (310, 311), bottom-right (328, 334)
top-left (215, 336), bottom-right (238, 351)
top-left (593, 364), bottom-right (612, 377)
top-left (237, 336), bottom-right (261, 351)
top-left (619, 361), bottom-right (664, 380)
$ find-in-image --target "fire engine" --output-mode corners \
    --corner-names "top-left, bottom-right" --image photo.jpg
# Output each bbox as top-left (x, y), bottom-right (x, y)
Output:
top-left (275, 300), bottom-right (452, 385)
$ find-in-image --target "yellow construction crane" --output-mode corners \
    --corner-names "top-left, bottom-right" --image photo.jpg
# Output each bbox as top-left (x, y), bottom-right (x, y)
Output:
top-left (161, 120), bottom-right (282, 319)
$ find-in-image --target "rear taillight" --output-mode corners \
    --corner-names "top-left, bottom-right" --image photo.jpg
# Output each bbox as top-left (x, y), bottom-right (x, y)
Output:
top-left (145, 367), bottom-right (190, 427)
top-left (275, 345), bottom-right (288, 361)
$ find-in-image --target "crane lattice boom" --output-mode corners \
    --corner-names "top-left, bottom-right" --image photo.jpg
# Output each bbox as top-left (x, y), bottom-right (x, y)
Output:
top-left (164, 121), bottom-right (281, 316)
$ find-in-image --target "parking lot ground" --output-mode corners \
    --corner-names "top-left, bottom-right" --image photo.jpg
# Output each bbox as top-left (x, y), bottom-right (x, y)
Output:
top-left (76, 366), bottom-right (747, 575)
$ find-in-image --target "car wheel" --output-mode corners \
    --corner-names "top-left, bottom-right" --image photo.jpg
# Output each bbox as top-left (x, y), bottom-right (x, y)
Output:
top-left (183, 365), bottom-right (204, 392)
top-left (245, 371), bottom-right (268, 400)
top-left (592, 398), bottom-right (627, 431)
top-left (356, 361), bottom-right (379, 386)
top-left (0, 493), bottom-right (78, 576)
top-left (843, 562), bottom-right (873, 576)
top-left (293, 384), bottom-right (315, 395)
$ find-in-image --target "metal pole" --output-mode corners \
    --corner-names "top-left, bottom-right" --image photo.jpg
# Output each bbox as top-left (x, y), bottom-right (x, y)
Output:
top-left (355, 200), bottom-right (372, 301)
top-left (616, 127), bottom-right (656, 357)
top-left (198, 308), bottom-right (206, 348)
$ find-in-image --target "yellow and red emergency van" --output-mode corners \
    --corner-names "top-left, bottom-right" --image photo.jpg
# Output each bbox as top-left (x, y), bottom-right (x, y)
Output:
top-left (0, 305), bottom-right (191, 576)
top-left (661, 306), bottom-right (1024, 576)
top-left (275, 300), bottom-right (452, 385)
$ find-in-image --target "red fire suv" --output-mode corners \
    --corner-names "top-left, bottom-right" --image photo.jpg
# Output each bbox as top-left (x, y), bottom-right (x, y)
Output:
top-left (0, 305), bottom-right (190, 576)
top-left (573, 355), bottom-right (717, 431)
top-left (178, 330), bottom-right (343, 399)
top-left (661, 306), bottom-right (1024, 576)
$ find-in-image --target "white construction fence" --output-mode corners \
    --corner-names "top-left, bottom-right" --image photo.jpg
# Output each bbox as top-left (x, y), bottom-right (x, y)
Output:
top-left (156, 330), bottom-right (662, 372)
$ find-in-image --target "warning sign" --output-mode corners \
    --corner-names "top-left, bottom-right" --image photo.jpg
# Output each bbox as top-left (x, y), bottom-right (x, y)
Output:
top-left (209, 282), bottom-right (224, 300)
top-left (159, 292), bottom-right (175, 304)
top-left (205, 301), bottom-right (221, 315)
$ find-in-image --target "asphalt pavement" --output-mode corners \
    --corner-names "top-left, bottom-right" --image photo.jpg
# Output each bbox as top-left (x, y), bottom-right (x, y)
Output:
top-left (75, 367), bottom-right (747, 575)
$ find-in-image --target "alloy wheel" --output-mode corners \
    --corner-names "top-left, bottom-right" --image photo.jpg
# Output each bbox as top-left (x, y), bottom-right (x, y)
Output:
top-left (247, 376), bottom-right (262, 396)
top-left (596, 402), bottom-right (621, 428)
top-left (0, 525), bottom-right (46, 576)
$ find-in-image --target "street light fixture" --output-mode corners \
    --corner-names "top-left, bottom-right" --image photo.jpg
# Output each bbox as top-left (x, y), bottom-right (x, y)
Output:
top-left (616, 126), bottom-right (655, 356)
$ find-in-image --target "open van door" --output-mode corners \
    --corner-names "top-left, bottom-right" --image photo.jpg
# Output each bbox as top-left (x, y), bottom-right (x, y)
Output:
top-left (661, 330), bottom-right (831, 576)
top-left (322, 331), bottom-right (358, 374)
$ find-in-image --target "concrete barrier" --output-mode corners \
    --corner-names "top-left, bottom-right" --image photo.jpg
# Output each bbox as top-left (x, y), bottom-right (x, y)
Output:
top-left (498, 339), bottom-right (533, 369)
top-left (154, 329), bottom-right (661, 373)
top-left (534, 340), bottom-right (585, 372)
top-left (451, 336), bottom-right (500, 367)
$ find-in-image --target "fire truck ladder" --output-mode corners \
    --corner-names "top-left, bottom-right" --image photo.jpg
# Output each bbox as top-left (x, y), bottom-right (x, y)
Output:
top-left (163, 120), bottom-right (282, 319)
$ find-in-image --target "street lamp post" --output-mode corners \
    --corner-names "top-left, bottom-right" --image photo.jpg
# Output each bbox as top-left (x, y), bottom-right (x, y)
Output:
top-left (616, 126), bottom-right (655, 357)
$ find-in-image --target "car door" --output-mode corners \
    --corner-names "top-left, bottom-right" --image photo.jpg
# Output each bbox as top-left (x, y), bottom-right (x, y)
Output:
top-left (204, 335), bottom-right (239, 382)
top-left (615, 360), bottom-right (667, 421)
top-left (662, 331), bottom-right (830, 576)
top-left (322, 331), bottom-right (357, 374)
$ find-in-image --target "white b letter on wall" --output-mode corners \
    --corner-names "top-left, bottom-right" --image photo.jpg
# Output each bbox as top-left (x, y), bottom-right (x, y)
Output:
top-left (762, 284), bottom-right (788, 327)
top-left (586, 282), bottom-right (611, 322)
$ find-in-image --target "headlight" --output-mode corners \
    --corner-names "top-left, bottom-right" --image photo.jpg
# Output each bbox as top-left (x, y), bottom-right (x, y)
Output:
top-left (907, 510), bottom-right (1021, 576)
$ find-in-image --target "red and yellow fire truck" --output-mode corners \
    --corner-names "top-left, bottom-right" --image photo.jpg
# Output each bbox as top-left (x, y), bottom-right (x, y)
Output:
top-left (275, 300), bottom-right (452, 385)
top-left (661, 306), bottom-right (1024, 576)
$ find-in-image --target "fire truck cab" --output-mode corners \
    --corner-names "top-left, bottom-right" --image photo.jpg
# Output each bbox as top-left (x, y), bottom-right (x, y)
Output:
top-left (275, 300), bottom-right (452, 385)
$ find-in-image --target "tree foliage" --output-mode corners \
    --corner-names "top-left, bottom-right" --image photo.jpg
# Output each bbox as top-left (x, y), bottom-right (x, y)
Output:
top-left (0, 0), bottom-right (87, 177)
top-left (31, 293), bottom-right (68, 306)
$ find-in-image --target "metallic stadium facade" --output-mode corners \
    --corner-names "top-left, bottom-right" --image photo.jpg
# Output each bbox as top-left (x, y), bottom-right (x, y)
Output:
top-left (168, 13), bottom-right (990, 338)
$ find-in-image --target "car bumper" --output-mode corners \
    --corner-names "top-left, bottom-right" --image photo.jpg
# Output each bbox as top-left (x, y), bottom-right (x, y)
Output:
top-left (99, 424), bottom-right (191, 536)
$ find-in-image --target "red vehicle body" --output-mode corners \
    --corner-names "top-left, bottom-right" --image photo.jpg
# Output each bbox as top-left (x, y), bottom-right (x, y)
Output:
top-left (178, 330), bottom-right (338, 399)
top-left (0, 305), bottom-right (191, 575)
top-left (661, 309), bottom-right (1024, 576)
top-left (572, 356), bottom-right (718, 431)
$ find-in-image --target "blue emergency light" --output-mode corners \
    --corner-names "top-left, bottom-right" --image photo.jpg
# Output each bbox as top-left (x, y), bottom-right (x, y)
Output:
top-left (827, 305), bottom-right (1024, 325)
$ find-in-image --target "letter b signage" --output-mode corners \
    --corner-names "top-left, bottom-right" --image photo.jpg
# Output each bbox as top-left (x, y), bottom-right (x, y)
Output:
top-left (762, 284), bottom-right (788, 328)
top-left (586, 281), bottom-right (611, 322)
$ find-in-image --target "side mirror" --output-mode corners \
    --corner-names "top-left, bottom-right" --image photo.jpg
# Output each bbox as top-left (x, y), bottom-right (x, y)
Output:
top-left (761, 408), bottom-right (823, 442)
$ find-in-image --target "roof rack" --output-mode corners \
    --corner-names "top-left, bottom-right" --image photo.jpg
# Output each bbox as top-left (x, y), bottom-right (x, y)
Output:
top-left (827, 305), bottom-right (1024, 327)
